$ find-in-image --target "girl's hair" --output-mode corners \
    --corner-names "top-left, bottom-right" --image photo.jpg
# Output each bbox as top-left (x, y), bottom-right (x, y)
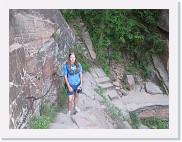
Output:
top-left (68, 52), bottom-right (79, 70)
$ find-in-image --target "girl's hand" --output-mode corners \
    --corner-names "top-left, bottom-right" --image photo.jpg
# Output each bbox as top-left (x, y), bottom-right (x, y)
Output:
top-left (68, 86), bottom-right (73, 92)
top-left (79, 83), bottom-right (82, 88)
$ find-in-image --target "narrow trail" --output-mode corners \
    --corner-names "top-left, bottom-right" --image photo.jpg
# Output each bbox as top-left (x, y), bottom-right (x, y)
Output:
top-left (49, 66), bottom-right (169, 129)
top-left (49, 17), bottom-right (169, 129)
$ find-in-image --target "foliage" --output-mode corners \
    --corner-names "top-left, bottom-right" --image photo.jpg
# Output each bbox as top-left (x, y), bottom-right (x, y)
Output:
top-left (29, 102), bottom-right (59, 129)
top-left (61, 9), bottom-right (81, 21)
top-left (94, 86), bottom-right (107, 102)
top-left (52, 32), bottom-right (60, 41)
top-left (40, 102), bottom-right (58, 118)
top-left (106, 103), bottom-right (123, 120)
top-left (58, 85), bottom-right (67, 108)
top-left (141, 67), bottom-right (152, 80)
top-left (129, 111), bottom-right (169, 129)
top-left (125, 60), bottom-right (136, 75)
top-left (94, 86), bottom-right (126, 128)
top-left (141, 117), bottom-right (168, 129)
top-left (29, 115), bottom-right (51, 129)
top-left (129, 112), bottom-right (141, 129)
top-left (61, 9), bottom-right (166, 79)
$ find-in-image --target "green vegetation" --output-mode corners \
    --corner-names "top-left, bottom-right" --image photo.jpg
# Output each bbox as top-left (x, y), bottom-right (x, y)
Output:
top-left (61, 9), bottom-right (81, 21)
top-left (61, 9), bottom-right (166, 79)
top-left (29, 115), bottom-right (51, 129)
top-left (141, 117), bottom-right (168, 129)
top-left (29, 84), bottom-right (68, 129)
top-left (129, 111), bottom-right (169, 129)
top-left (106, 103), bottom-right (123, 120)
top-left (29, 102), bottom-right (58, 129)
top-left (129, 112), bottom-right (141, 129)
top-left (58, 85), bottom-right (68, 108)
top-left (52, 31), bottom-right (60, 41)
top-left (73, 23), bottom-right (82, 38)
top-left (94, 86), bottom-right (126, 128)
top-left (94, 86), bottom-right (107, 102)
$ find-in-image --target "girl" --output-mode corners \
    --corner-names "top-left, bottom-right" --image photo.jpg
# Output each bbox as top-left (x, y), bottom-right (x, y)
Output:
top-left (62, 52), bottom-right (83, 116)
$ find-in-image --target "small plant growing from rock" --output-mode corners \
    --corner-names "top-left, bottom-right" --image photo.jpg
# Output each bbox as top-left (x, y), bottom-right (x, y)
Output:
top-left (52, 32), bottom-right (60, 41)
top-left (94, 86), bottom-right (126, 129)
top-left (140, 117), bottom-right (168, 129)
top-left (28, 101), bottom-right (58, 129)
top-left (58, 85), bottom-right (67, 108)
top-left (129, 111), bottom-right (141, 129)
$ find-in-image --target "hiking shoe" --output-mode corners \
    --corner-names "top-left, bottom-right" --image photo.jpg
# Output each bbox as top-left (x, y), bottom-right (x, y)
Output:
top-left (75, 107), bottom-right (81, 113)
top-left (67, 111), bottom-right (71, 116)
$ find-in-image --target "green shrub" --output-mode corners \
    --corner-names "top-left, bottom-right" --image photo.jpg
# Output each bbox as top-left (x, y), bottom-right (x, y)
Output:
top-left (61, 9), bottom-right (81, 21)
top-left (58, 85), bottom-right (67, 108)
top-left (40, 102), bottom-right (58, 119)
top-left (94, 86), bottom-right (125, 128)
top-left (141, 117), bottom-right (168, 129)
top-left (29, 102), bottom-right (59, 129)
top-left (106, 104), bottom-right (123, 120)
top-left (141, 67), bottom-right (151, 80)
top-left (129, 112), bottom-right (141, 129)
top-left (94, 86), bottom-right (106, 102)
top-left (125, 61), bottom-right (136, 75)
top-left (62, 9), bottom-right (166, 80)
top-left (29, 115), bottom-right (51, 129)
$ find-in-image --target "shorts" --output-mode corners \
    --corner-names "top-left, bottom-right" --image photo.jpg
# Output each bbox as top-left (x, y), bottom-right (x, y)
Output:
top-left (66, 82), bottom-right (81, 95)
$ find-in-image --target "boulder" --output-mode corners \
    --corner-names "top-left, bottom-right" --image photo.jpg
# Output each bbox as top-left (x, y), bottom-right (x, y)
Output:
top-left (145, 82), bottom-right (163, 95)
top-left (126, 75), bottom-right (135, 90)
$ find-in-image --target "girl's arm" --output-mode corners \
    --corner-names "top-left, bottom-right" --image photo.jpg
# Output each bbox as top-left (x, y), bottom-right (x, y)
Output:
top-left (79, 72), bottom-right (83, 87)
top-left (64, 75), bottom-right (73, 91)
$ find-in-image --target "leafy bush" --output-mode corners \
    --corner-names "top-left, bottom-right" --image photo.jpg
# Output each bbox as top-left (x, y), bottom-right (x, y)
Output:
top-left (94, 86), bottom-right (126, 128)
top-left (29, 102), bottom-right (59, 129)
top-left (129, 112), bottom-right (141, 129)
top-left (61, 9), bottom-right (166, 79)
top-left (106, 104), bottom-right (123, 120)
top-left (61, 9), bottom-right (81, 21)
top-left (141, 67), bottom-right (151, 80)
top-left (141, 117), bottom-right (168, 129)
top-left (29, 115), bottom-right (51, 129)
top-left (58, 85), bottom-right (67, 108)
top-left (40, 102), bottom-right (58, 119)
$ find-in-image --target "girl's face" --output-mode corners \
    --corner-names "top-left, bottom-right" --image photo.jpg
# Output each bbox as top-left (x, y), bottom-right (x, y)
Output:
top-left (70, 54), bottom-right (76, 64)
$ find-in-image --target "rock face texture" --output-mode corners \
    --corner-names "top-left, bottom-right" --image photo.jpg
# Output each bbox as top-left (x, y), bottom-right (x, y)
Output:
top-left (9, 9), bottom-right (78, 129)
top-left (134, 105), bottom-right (169, 120)
top-left (159, 9), bottom-right (169, 33)
top-left (9, 9), bottom-right (169, 129)
top-left (158, 9), bottom-right (169, 74)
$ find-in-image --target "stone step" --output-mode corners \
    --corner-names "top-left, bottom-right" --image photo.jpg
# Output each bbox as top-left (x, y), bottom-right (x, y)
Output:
top-left (71, 109), bottom-right (113, 129)
top-left (49, 113), bottom-right (77, 129)
top-left (112, 99), bottom-right (127, 111)
top-left (98, 83), bottom-right (113, 90)
top-left (112, 99), bottom-right (130, 119)
top-left (90, 68), bottom-right (99, 79)
top-left (95, 77), bottom-right (110, 84)
top-left (105, 90), bottom-right (119, 101)
top-left (94, 68), bottom-right (106, 78)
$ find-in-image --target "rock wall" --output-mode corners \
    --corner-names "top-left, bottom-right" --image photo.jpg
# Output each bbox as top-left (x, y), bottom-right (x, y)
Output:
top-left (149, 9), bottom-right (169, 94)
top-left (9, 9), bottom-right (77, 129)
top-left (158, 9), bottom-right (169, 73)
top-left (159, 9), bottom-right (169, 33)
